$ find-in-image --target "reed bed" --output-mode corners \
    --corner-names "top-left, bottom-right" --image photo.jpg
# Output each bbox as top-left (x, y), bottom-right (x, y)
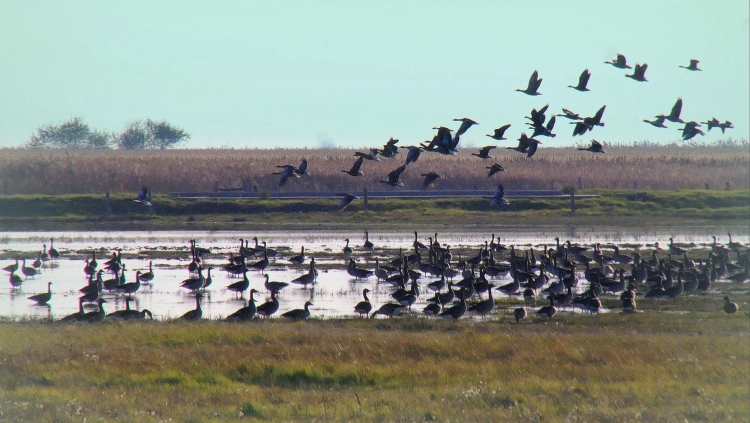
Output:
top-left (0, 313), bottom-right (747, 422)
top-left (1, 141), bottom-right (748, 195)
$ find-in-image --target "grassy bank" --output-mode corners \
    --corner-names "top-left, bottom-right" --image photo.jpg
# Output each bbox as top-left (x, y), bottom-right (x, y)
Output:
top-left (0, 312), bottom-right (747, 422)
top-left (0, 189), bottom-right (747, 231)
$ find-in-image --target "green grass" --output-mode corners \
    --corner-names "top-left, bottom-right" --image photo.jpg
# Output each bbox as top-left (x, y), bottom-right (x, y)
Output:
top-left (0, 311), bottom-right (748, 422)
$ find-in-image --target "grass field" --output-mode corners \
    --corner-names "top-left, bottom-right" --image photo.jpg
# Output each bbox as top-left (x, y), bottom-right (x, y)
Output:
top-left (1, 307), bottom-right (748, 423)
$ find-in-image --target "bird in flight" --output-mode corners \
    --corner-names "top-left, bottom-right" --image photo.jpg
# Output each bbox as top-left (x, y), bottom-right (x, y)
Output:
top-left (568, 69), bottom-right (591, 92)
top-left (453, 118), bottom-right (478, 137)
top-left (679, 59), bottom-right (701, 71)
top-left (421, 172), bottom-right (442, 190)
top-left (337, 193), bottom-right (360, 212)
top-left (134, 187), bottom-right (152, 206)
top-left (626, 63), bottom-right (648, 82)
top-left (657, 98), bottom-right (684, 123)
top-left (485, 163), bottom-right (505, 177)
top-left (516, 70), bottom-right (542, 96)
top-left (604, 53), bottom-right (632, 69)
top-left (472, 145), bottom-right (497, 159)
top-left (486, 124), bottom-right (511, 140)
top-left (577, 139), bottom-right (606, 154)
top-left (342, 156), bottom-right (365, 177)
top-left (380, 164), bottom-right (407, 187)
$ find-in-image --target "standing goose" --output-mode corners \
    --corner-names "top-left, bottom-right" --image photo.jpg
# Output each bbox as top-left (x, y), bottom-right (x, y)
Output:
top-left (180, 294), bottom-right (204, 321)
top-left (248, 244), bottom-right (269, 273)
top-left (21, 259), bottom-right (37, 279)
top-left (256, 291), bottom-right (280, 318)
top-left (282, 301), bottom-right (313, 320)
top-left (486, 124), bottom-right (511, 140)
top-left (226, 269), bottom-right (251, 297)
top-left (288, 246), bottom-right (306, 267)
top-left (722, 296), bottom-right (738, 313)
top-left (516, 70), bottom-right (542, 96)
top-left (342, 238), bottom-right (353, 255)
top-left (28, 282), bottom-right (53, 305)
top-left (605, 53), bottom-right (632, 69)
top-left (3, 259), bottom-right (19, 273)
top-left (371, 302), bottom-right (406, 318)
top-left (679, 59), bottom-right (701, 71)
top-left (468, 286), bottom-right (495, 318)
top-left (82, 298), bottom-right (108, 323)
top-left (347, 258), bottom-right (374, 280)
top-left (60, 298), bottom-right (86, 323)
top-left (48, 238), bottom-right (60, 260)
top-left (439, 289), bottom-right (467, 320)
top-left (363, 231), bottom-right (374, 251)
top-left (291, 258), bottom-right (317, 287)
top-left (226, 289), bottom-right (259, 321)
top-left (139, 261), bottom-right (155, 283)
top-left (625, 63), bottom-right (648, 82)
top-left (9, 270), bottom-right (23, 289)
top-left (514, 307), bottom-right (527, 322)
top-left (263, 274), bottom-right (289, 295)
top-left (117, 270), bottom-right (142, 299)
top-left (536, 296), bottom-right (557, 319)
top-left (568, 68), bottom-right (591, 91)
top-left (354, 289), bottom-right (373, 316)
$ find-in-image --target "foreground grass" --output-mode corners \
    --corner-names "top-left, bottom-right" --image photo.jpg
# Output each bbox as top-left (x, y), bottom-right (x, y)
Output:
top-left (1, 312), bottom-right (748, 422)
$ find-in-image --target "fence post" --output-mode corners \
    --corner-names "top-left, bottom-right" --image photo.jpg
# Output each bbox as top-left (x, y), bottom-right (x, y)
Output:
top-left (570, 187), bottom-right (576, 215)
top-left (363, 188), bottom-right (368, 213)
top-left (105, 192), bottom-right (111, 215)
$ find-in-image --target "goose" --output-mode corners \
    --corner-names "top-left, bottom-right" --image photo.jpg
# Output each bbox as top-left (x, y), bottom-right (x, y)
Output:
top-left (108, 297), bottom-right (153, 320)
top-left (472, 145), bottom-right (497, 160)
top-left (702, 117), bottom-right (721, 132)
top-left (371, 302), bottom-right (406, 318)
top-left (718, 121), bottom-right (734, 133)
top-left (644, 116), bottom-right (668, 128)
top-left (379, 164), bottom-right (407, 187)
top-left (658, 98), bottom-right (684, 123)
top-left (59, 298), bottom-right (86, 323)
top-left (497, 273), bottom-right (520, 296)
top-left (516, 70), bottom-right (542, 96)
top-left (679, 59), bottom-right (701, 71)
top-left (39, 245), bottom-right (49, 264)
top-left (568, 68), bottom-right (591, 91)
top-left (337, 193), bottom-right (360, 211)
top-left (625, 63), bottom-right (648, 82)
top-left (9, 270), bottom-right (23, 288)
top-left (82, 298), bottom-right (108, 323)
top-left (180, 267), bottom-right (205, 293)
top-left (273, 164), bottom-right (301, 186)
top-left (399, 145), bottom-right (423, 164)
top-left (133, 186), bottom-right (152, 206)
top-left (423, 302), bottom-right (442, 316)
top-left (726, 233), bottom-right (746, 251)
top-left (3, 259), bottom-right (19, 273)
top-left (665, 273), bottom-right (684, 299)
top-left (250, 238), bottom-right (276, 258)
top-left (485, 163), bottom-right (505, 177)
top-left (726, 260), bottom-right (749, 283)
top-left (426, 282), bottom-right (455, 305)
top-left (117, 270), bottom-right (142, 298)
top-left (21, 259), bottom-right (37, 279)
top-left (48, 238), bottom-right (60, 259)
top-left (89, 251), bottom-right (98, 269)
top-left (421, 126), bottom-right (458, 155)
top-left (420, 172), bottom-right (442, 190)
top-left (439, 289), bottom-right (467, 320)
top-left (486, 124), bottom-right (511, 140)
top-left (354, 149), bottom-right (380, 161)
top-left (577, 139), bottom-right (606, 154)
top-left (342, 238), bottom-right (353, 255)
top-left (28, 282), bottom-right (53, 305)
top-left (586, 292), bottom-right (602, 314)
top-left (288, 246), bottom-right (306, 267)
top-left (453, 117), bottom-right (478, 136)
top-left (536, 296), bottom-right (557, 319)
top-left (531, 115), bottom-right (556, 138)
top-left (291, 259), bottom-right (317, 287)
top-left (342, 156), bottom-right (365, 177)
top-left (202, 267), bottom-right (214, 290)
top-left (226, 289), bottom-right (258, 321)
top-left (248, 244), bottom-right (269, 273)
top-left (378, 137), bottom-right (400, 157)
top-left (668, 238), bottom-right (687, 256)
top-left (514, 307), bottom-right (527, 322)
top-left (363, 231), bottom-right (374, 250)
top-left (605, 53), bottom-right (632, 69)
top-left (226, 269), bottom-right (250, 297)
top-left (468, 286), bottom-right (495, 318)
top-left (139, 261), bottom-right (155, 283)
top-left (722, 296), bottom-right (738, 313)
top-left (556, 108), bottom-right (581, 120)
top-left (282, 301), bottom-right (313, 320)
top-left (262, 274), bottom-right (288, 295)
top-left (354, 289), bottom-right (373, 316)
top-left (571, 105), bottom-right (606, 136)
top-left (507, 133), bottom-right (542, 158)
top-left (180, 294), bottom-right (204, 321)
top-left (427, 273), bottom-right (446, 292)
top-left (256, 291), bottom-right (280, 318)
top-left (348, 259), bottom-right (374, 280)
top-left (374, 257), bottom-right (391, 282)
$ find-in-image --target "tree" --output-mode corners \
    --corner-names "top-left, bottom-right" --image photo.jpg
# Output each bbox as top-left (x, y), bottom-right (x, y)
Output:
top-left (145, 119), bottom-right (190, 149)
top-left (27, 117), bottom-right (113, 149)
top-left (116, 121), bottom-right (149, 149)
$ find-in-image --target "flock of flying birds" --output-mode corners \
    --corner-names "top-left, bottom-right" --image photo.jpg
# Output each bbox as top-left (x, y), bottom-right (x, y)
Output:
top-left (269, 54), bottom-right (735, 210)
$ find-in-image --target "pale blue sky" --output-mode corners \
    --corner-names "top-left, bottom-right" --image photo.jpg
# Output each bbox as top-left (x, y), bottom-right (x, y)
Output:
top-left (1, 1), bottom-right (748, 149)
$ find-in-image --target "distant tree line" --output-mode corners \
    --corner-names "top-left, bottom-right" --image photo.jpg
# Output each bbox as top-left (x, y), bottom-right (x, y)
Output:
top-left (26, 117), bottom-right (190, 149)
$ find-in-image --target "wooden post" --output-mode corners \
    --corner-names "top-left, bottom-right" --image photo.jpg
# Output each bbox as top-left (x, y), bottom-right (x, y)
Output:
top-left (363, 188), bottom-right (368, 213)
top-left (570, 187), bottom-right (576, 215)
top-left (105, 192), bottom-right (111, 215)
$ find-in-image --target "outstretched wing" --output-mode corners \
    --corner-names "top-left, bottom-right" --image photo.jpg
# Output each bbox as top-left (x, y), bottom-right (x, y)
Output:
top-left (671, 98), bottom-right (683, 119)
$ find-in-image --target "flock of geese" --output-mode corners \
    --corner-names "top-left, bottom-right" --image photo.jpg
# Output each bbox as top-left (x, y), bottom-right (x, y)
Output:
top-left (267, 54), bottom-right (735, 209)
top-left (5, 232), bottom-right (747, 322)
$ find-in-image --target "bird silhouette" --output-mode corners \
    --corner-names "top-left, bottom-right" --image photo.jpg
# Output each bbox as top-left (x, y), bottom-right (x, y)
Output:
top-left (400, 145), bottom-right (423, 164)
top-left (472, 145), bottom-right (496, 159)
top-left (379, 164), bottom-right (407, 187)
top-left (516, 70), bottom-right (542, 95)
top-left (556, 108), bottom-right (581, 120)
top-left (507, 133), bottom-right (542, 158)
top-left (134, 187), bottom-right (152, 206)
top-left (626, 63), bottom-right (648, 82)
top-left (679, 59), bottom-right (701, 71)
top-left (578, 139), bottom-right (606, 154)
top-left (354, 149), bottom-right (380, 161)
top-left (644, 116), bottom-right (668, 128)
top-left (485, 163), bottom-right (505, 177)
top-left (605, 53), bottom-right (632, 69)
top-left (679, 121), bottom-right (705, 140)
top-left (453, 118), bottom-right (478, 136)
top-left (658, 98), bottom-right (684, 123)
top-left (422, 126), bottom-right (458, 155)
top-left (489, 184), bottom-right (510, 207)
top-left (378, 137), bottom-right (400, 158)
top-left (421, 172), bottom-right (442, 190)
top-left (532, 115), bottom-right (556, 138)
top-left (568, 68), bottom-right (591, 91)
top-left (572, 105), bottom-right (606, 136)
top-left (486, 124), bottom-right (511, 140)
top-left (342, 156), bottom-right (365, 177)
top-left (337, 193), bottom-right (360, 211)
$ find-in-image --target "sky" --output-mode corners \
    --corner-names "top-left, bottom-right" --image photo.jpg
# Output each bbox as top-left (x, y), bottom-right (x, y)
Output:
top-left (1, 1), bottom-right (748, 149)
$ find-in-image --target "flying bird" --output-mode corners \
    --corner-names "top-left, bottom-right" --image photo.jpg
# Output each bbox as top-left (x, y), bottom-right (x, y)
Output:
top-left (679, 59), bottom-right (701, 71)
top-left (658, 98), bottom-right (684, 123)
top-left (626, 63), bottom-right (648, 82)
top-left (679, 121), bottom-right (704, 141)
top-left (489, 184), bottom-right (510, 207)
top-left (507, 133), bottom-right (542, 158)
top-left (604, 54), bottom-right (632, 69)
top-left (134, 187), bottom-right (152, 206)
top-left (342, 156), bottom-right (365, 177)
top-left (453, 118), bottom-right (478, 137)
top-left (571, 105), bottom-right (606, 136)
top-left (422, 126), bottom-right (459, 155)
top-left (421, 172), bottom-right (442, 190)
top-left (400, 145), bottom-right (424, 164)
top-left (525, 104), bottom-right (549, 129)
top-left (486, 124), bottom-right (511, 140)
top-left (354, 149), bottom-right (380, 161)
top-left (702, 117), bottom-right (721, 132)
top-left (568, 68), bottom-right (591, 91)
top-left (516, 70), bottom-right (542, 96)
top-left (578, 139), bottom-right (606, 154)
top-left (719, 120), bottom-right (734, 133)
top-left (644, 116), bottom-right (668, 128)
top-left (532, 115), bottom-right (556, 138)
top-left (380, 164), bottom-right (407, 187)
top-left (337, 193), bottom-right (360, 211)
top-left (485, 163), bottom-right (505, 177)
top-left (472, 145), bottom-right (497, 159)
top-left (274, 165), bottom-right (300, 186)
top-left (556, 108), bottom-right (581, 120)
top-left (378, 137), bottom-right (400, 158)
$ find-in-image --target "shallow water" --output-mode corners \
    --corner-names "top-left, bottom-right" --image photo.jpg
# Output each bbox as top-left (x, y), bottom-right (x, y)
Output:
top-left (1, 226), bottom-right (747, 321)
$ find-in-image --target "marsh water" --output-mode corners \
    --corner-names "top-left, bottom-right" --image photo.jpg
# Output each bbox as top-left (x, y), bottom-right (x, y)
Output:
top-left (2, 225), bottom-right (747, 321)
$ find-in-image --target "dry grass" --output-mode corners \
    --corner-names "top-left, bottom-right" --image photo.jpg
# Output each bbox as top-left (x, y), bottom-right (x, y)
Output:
top-left (0, 311), bottom-right (748, 422)
top-left (0, 141), bottom-right (748, 195)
